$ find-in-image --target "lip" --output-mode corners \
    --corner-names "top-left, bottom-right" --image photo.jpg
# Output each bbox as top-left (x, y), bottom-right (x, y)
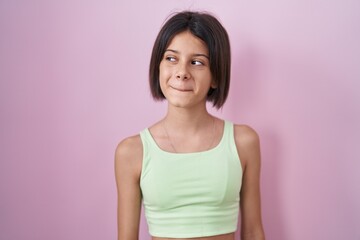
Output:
top-left (170, 86), bottom-right (192, 92)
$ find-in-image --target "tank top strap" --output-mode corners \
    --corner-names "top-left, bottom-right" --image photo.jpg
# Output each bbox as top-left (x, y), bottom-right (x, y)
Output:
top-left (223, 120), bottom-right (234, 143)
top-left (223, 120), bottom-right (240, 162)
top-left (139, 129), bottom-right (148, 154)
top-left (139, 129), bottom-right (152, 180)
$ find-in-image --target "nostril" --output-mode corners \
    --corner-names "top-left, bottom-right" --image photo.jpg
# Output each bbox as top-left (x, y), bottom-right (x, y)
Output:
top-left (176, 72), bottom-right (190, 80)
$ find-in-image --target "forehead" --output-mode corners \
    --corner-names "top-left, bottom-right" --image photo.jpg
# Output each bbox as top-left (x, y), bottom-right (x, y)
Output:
top-left (166, 31), bottom-right (208, 55)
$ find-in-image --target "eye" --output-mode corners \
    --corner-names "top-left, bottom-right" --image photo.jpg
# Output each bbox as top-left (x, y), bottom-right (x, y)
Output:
top-left (191, 60), bottom-right (204, 66)
top-left (165, 56), bottom-right (176, 62)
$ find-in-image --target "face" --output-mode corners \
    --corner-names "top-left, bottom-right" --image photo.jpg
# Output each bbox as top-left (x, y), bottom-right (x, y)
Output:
top-left (159, 31), bottom-right (215, 109)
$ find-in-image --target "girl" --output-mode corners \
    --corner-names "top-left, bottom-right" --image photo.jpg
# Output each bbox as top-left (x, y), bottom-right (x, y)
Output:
top-left (115, 11), bottom-right (265, 240)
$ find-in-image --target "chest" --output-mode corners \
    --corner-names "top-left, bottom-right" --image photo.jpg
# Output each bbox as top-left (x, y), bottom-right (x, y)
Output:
top-left (140, 150), bottom-right (242, 210)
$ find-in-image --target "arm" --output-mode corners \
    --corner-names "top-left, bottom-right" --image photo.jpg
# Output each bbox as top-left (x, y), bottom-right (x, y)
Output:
top-left (114, 135), bottom-right (143, 240)
top-left (235, 125), bottom-right (265, 240)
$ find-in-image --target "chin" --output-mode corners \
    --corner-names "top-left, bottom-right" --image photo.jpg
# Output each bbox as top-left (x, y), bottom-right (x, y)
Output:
top-left (170, 102), bottom-right (191, 108)
top-left (165, 94), bottom-right (206, 109)
top-left (168, 98), bottom-right (205, 109)
top-left (165, 98), bottom-right (189, 107)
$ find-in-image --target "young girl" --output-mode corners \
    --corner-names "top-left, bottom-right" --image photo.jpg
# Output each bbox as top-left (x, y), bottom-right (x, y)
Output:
top-left (115, 11), bottom-right (265, 240)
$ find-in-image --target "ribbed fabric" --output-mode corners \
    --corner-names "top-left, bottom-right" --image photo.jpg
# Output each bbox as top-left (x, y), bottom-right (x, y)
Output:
top-left (139, 121), bottom-right (242, 238)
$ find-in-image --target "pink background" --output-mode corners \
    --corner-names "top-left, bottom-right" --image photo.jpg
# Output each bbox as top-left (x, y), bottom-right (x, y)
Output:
top-left (1, 0), bottom-right (359, 239)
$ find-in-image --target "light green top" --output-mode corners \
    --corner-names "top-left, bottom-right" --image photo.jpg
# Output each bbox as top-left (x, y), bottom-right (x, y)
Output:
top-left (139, 120), bottom-right (242, 238)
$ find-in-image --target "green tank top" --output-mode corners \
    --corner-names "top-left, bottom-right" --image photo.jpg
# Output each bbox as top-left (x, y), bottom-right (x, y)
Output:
top-left (139, 120), bottom-right (242, 238)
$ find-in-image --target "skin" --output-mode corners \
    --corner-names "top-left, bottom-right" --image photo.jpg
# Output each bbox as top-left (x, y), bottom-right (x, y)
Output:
top-left (115, 31), bottom-right (265, 240)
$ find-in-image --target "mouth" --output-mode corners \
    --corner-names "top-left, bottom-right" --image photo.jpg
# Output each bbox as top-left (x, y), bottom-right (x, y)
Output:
top-left (170, 86), bottom-right (192, 92)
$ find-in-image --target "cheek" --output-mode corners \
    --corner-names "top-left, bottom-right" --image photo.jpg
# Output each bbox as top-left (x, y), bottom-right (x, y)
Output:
top-left (159, 69), bottom-right (167, 87)
top-left (159, 64), bottom-right (169, 81)
top-left (196, 71), bottom-right (213, 85)
top-left (159, 63), bottom-right (172, 76)
top-left (158, 65), bottom-right (168, 90)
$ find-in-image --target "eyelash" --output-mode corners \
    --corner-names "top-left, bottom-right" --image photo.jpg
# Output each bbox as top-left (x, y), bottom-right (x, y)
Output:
top-left (165, 56), bottom-right (204, 66)
top-left (191, 60), bottom-right (203, 66)
top-left (166, 56), bottom-right (176, 62)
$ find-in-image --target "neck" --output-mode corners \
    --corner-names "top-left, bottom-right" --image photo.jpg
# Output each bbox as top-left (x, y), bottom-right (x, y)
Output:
top-left (163, 103), bottom-right (213, 133)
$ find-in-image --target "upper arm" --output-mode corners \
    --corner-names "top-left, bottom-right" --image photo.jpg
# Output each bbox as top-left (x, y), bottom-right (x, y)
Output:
top-left (114, 135), bottom-right (143, 240)
top-left (234, 125), bottom-right (265, 240)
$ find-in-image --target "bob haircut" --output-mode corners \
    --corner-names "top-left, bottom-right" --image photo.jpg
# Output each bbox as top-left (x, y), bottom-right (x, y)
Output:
top-left (149, 11), bottom-right (231, 109)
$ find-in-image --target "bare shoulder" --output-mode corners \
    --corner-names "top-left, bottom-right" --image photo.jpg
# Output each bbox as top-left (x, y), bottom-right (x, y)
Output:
top-left (115, 135), bottom-right (143, 159)
top-left (114, 135), bottom-right (143, 177)
top-left (233, 124), bottom-right (261, 167)
top-left (234, 124), bottom-right (260, 146)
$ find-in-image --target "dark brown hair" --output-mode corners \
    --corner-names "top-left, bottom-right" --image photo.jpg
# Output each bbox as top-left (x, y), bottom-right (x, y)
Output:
top-left (149, 11), bottom-right (231, 109)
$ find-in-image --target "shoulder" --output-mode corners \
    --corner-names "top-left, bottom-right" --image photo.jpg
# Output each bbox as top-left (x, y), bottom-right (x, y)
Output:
top-left (115, 135), bottom-right (143, 158)
top-left (114, 135), bottom-right (143, 177)
top-left (233, 124), bottom-right (261, 166)
top-left (233, 124), bottom-right (260, 147)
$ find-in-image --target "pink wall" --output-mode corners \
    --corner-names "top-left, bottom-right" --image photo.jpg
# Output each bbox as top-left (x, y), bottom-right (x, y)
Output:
top-left (1, 0), bottom-right (359, 239)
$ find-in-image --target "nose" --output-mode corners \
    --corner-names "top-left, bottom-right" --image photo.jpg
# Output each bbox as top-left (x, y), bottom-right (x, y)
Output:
top-left (176, 62), bottom-right (190, 80)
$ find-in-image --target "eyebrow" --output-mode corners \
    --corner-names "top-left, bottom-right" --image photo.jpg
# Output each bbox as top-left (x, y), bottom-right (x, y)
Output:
top-left (165, 49), bottom-right (209, 59)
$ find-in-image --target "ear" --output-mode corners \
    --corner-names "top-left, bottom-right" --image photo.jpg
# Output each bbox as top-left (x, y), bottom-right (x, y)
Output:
top-left (211, 79), bottom-right (218, 89)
